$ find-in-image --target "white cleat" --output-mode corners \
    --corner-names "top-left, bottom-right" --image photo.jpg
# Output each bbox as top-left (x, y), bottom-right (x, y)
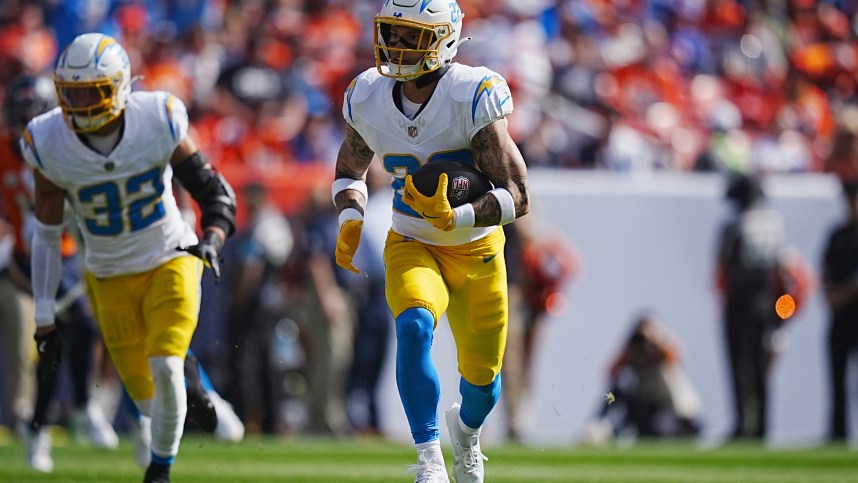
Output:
top-left (129, 415), bottom-right (152, 468)
top-left (73, 400), bottom-right (119, 449)
top-left (210, 392), bottom-right (245, 443)
top-left (24, 426), bottom-right (54, 473)
top-left (445, 403), bottom-right (487, 483)
top-left (406, 447), bottom-right (450, 483)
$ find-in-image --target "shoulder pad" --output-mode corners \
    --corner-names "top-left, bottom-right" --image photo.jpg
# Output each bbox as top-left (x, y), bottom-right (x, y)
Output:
top-left (343, 68), bottom-right (380, 123)
top-left (448, 65), bottom-right (502, 103)
top-left (456, 66), bottom-right (513, 135)
top-left (18, 110), bottom-right (60, 170)
top-left (145, 91), bottom-right (189, 143)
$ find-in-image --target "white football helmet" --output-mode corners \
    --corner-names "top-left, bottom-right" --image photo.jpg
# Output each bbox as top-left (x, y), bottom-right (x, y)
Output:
top-left (375, 0), bottom-right (466, 80)
top-left (53, 33), bottom-right (132, 133)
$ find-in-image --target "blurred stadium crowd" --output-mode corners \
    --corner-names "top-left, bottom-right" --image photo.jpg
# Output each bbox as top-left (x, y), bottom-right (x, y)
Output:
top-left (0, 0), bottom-right (856, 442)
top-left (2, 0), bottom-right (858, 195)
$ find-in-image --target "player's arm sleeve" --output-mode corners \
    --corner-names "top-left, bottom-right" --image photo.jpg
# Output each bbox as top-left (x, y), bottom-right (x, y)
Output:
top-left (31, 219), bottom-right (63, 327)
top-left (466, 72), bottom-right (514, 140)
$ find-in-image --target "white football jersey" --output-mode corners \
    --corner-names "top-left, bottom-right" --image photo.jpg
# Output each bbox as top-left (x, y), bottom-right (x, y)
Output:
top-left (20, 91), bottom-right (198, 277)
top-left (343, 63), bottom-right (513, 246)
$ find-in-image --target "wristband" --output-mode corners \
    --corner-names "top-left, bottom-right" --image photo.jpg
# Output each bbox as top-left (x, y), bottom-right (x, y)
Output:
top-left (452, 203), bottom-right (476, 230)
top-left (338, 207), bottom-right (364, 227)
top-left (489, 188), bottom-right (516, 225)
top-left (332, 178), bottom-right (368, 204)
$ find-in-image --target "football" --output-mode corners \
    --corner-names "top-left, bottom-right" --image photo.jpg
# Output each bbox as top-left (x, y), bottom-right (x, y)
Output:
top-left (409, 160), bottom-right (493, 207)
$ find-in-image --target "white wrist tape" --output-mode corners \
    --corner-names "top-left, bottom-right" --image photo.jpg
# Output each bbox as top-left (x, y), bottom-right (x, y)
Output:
top-left (32, 219), bottom-right (63, 327)
top-left (332, 178), bottom-right (368, 204)
top-left (489, 188), bottom-right (516, 225)
top-left (338, 207), bottom-right (364, 227)
top-left (452, 203), bottom-right (476, 230)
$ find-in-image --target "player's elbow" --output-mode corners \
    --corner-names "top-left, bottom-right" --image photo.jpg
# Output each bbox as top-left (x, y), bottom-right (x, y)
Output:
top-left (516, 194), bottom-right (530, 218)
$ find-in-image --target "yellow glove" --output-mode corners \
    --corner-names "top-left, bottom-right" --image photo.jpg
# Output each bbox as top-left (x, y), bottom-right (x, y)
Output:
top-left (335, 218), bottom-right (363, 273)
top-left (403, 173), bottom-right (455, 231)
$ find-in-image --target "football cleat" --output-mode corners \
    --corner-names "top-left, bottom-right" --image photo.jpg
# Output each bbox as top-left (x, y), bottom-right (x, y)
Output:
top-left (406, 447), bottom-right (449, 483)
top-left (143, 461), bottom-right (171, 483)
top-left (184, 354), bottom-right (218, 433)
top-left (445, 403), bottom-right (487, 483)
top-left (210, 391), bottom-right (245, 442)
top-left (72, 399), bottom-right (119, 449)
top-left (24, 426), bottom-right (54, 473)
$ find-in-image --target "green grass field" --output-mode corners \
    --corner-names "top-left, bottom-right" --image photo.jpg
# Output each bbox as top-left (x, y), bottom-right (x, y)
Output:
top-left (1, 433), bottom-right (857, 482)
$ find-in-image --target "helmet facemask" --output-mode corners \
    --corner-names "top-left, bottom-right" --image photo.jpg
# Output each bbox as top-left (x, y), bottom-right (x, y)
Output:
top-left (375, 17), bottom-right (458, 81)
top-left (54, 74), bottom-right (126, 133)
top-left (53, 33), bottom-right (132, 133)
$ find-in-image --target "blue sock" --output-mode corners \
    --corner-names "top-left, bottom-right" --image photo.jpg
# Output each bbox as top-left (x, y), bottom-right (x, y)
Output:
top-left (459, 373), bottom-right (502, 429)
top-left (395, 307), bottom-right (441, 444)
top-left (150, 453), bottom-right (174, 466)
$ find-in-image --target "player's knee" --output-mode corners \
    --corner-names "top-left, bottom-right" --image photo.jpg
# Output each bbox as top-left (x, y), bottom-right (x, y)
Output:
top-left (461, 372), bottom-right (501, 396)
top-left (460, 364), bottom-right (501, 387)
top-left (395, 307), bottom-right (435, 350)
top-left (124, 375), bottom-right (155, 402)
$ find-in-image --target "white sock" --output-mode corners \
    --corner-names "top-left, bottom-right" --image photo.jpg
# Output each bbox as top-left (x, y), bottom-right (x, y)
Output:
top-left (148, 356), bottom-right (187, 460)
top-left (415, 440), bottom-right (444, 464)
top-left (458, 417), bottom-right (480, 436)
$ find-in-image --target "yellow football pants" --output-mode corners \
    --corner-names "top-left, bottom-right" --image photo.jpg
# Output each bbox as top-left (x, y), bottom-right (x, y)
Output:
top-left (85, 255), bottom-right (202, 401)
top-left (384, 227), bottom-right (508, 385)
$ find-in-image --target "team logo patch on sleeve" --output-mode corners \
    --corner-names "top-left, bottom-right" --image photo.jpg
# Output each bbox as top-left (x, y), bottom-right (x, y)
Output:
top-left (471, 75), bottom-right (510, 122)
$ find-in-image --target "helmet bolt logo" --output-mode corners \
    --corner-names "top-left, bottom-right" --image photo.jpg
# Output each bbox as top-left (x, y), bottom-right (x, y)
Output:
top-left (450, 176), bottom-right (469, 201)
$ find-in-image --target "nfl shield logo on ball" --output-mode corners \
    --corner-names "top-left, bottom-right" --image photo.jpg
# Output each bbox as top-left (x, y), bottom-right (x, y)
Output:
top-left (407, 126), bottom-right (418, 138)
top-left (450, 176), bottom-right (470, 201)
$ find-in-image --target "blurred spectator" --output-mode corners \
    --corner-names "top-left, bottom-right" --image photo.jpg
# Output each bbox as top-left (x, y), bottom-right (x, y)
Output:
top-left (580, 312), bottom-right (703, 444)
top-left (0, 214), bottom-right (32, 432)
top-left (344, 162), bottom-right (392, 436)
top-left (821, 179), bottom-right (858, 442)
top-left (225, 182), bottom-right (294, 434)
top-left (715, 172), bottom-right (812, 440)
top-left (0, 0), bottom-right (855, 177)
top-left (293, 185), bottom-right (354, 436)
top-left (502, 217), bottom-right (579, 441)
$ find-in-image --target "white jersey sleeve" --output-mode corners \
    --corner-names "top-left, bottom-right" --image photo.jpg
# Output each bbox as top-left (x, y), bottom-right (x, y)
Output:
top-left (161, 92), bottom-right (189, 146)
top-left (342, 68), bottom-right (377, 132)
top-left (459, 67), bottom-right (514, 140)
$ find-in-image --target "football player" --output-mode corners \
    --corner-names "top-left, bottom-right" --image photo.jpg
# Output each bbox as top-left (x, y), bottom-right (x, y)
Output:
top-left (332, 2), bottom-right (529, 482)
top-left (21, 33), bottom-right (236, 483)
top-left (2, 75), bottom-right (119, 473)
